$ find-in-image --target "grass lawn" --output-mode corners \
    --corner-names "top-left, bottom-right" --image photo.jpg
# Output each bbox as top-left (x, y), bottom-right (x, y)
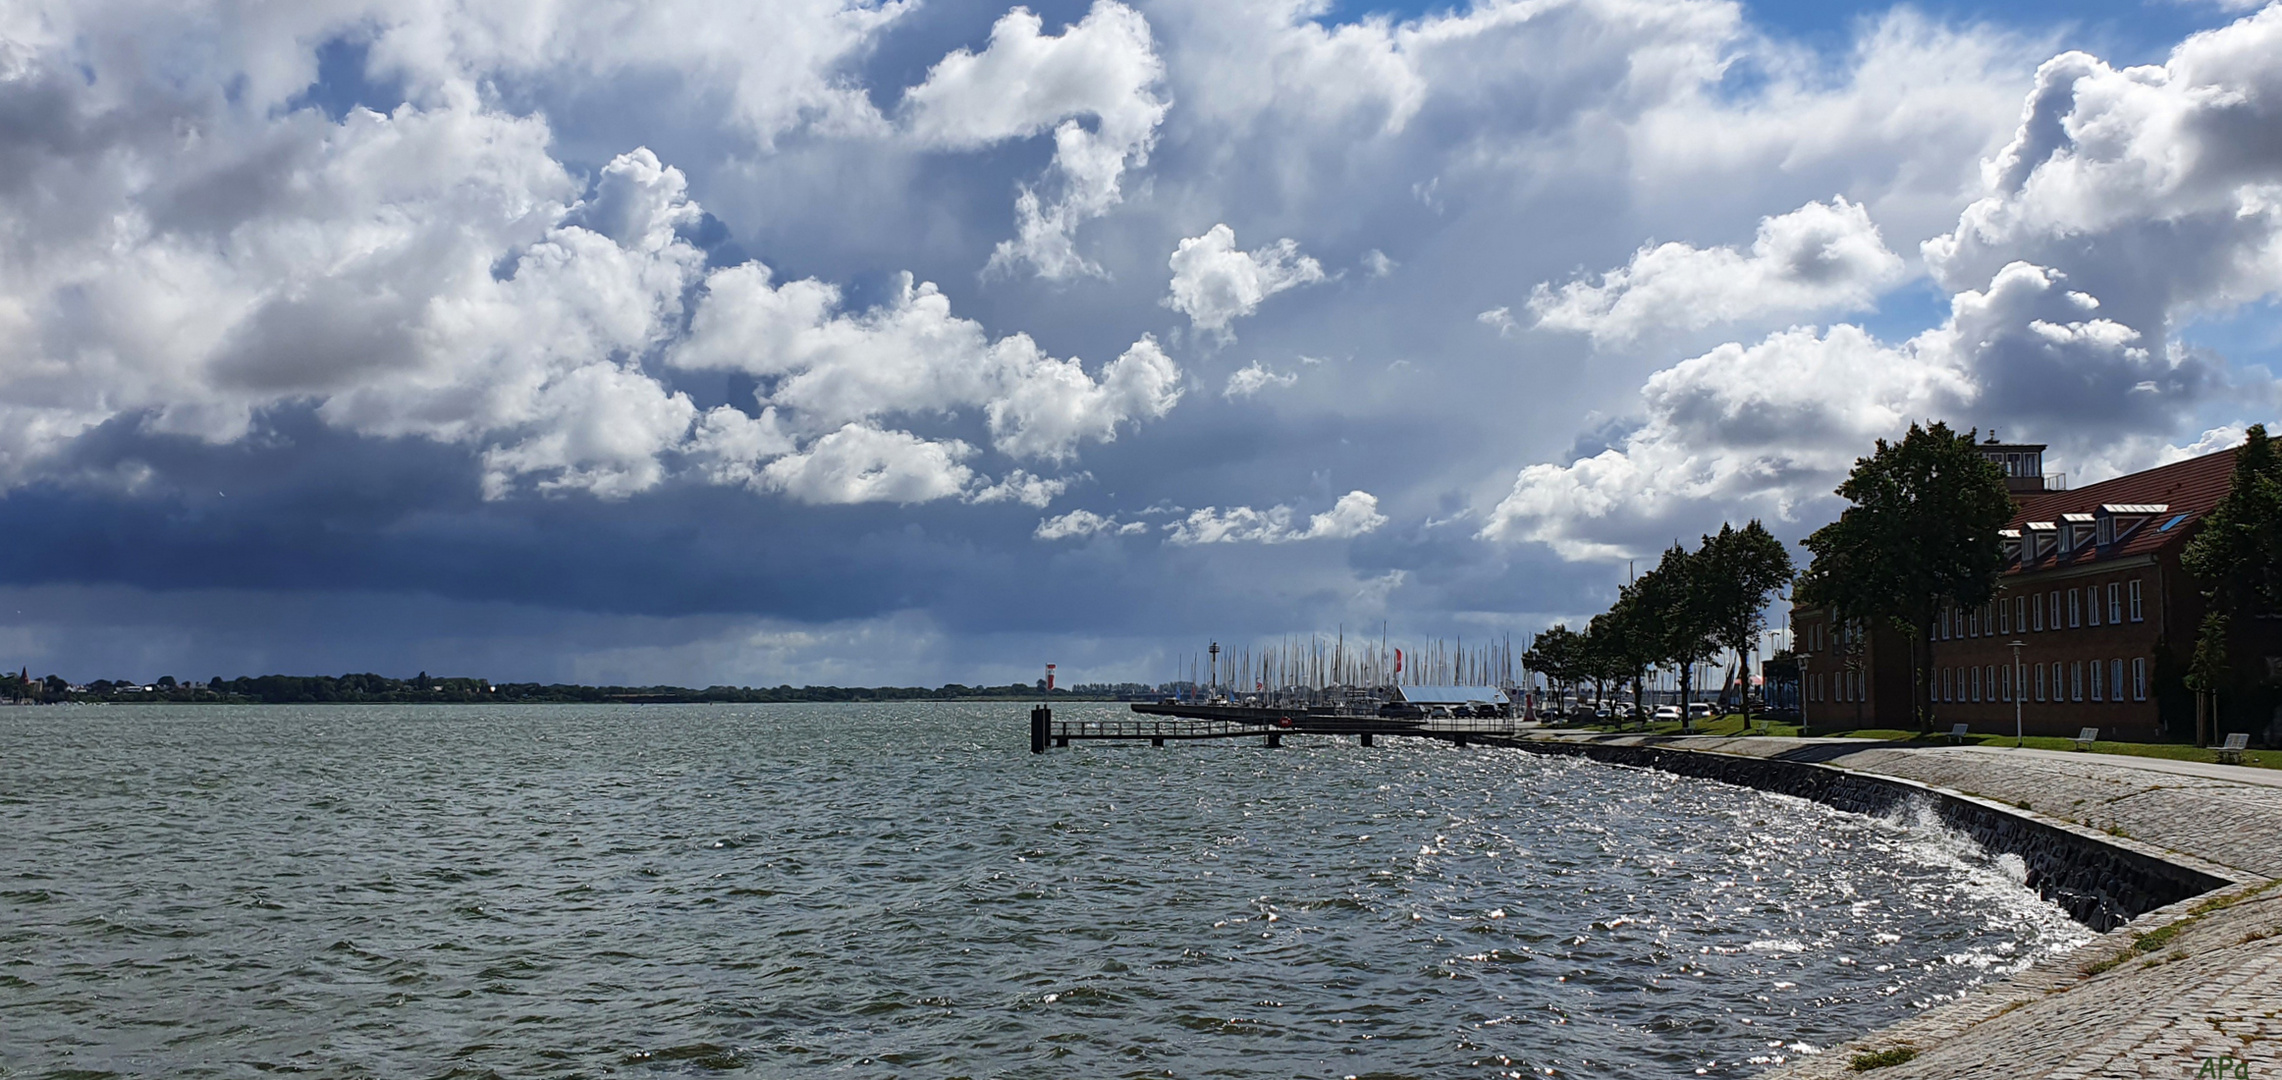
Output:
top-left (1537, 715), bottom-right (2276, 769)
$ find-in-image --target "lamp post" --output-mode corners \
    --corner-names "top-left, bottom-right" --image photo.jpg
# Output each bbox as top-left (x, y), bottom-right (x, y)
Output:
top-left (1797, 649), bottom-right (1812, 739)
top-left (2009, 639), bottom-right (2026, 747)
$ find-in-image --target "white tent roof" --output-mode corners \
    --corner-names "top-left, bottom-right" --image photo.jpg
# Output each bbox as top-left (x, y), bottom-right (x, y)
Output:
top-left (1391, 685), bottom-right (1511, 705)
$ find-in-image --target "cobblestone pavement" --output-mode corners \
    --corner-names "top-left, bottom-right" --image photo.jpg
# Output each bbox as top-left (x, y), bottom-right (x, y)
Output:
top-left (1524, 734), bottom-right (2282, 1079)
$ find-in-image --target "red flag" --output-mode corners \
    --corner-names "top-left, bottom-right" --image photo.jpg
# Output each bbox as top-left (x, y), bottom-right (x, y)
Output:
top-left (1395, 648), bottom-right (1404, 674)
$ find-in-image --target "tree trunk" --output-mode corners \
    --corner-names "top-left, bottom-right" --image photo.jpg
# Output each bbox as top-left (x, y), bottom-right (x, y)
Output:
top-left (1738, 642), bottom-right (1753, 729)
top-left (1679, 661), bottom-right (1694, 734)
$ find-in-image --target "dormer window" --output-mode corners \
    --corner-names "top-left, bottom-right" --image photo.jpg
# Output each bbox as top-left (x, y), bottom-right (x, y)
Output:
top-left (2000, 528), bottom-right (2022, 562)
top-left (2096, 503), bottom-right (2166, 547)
top-left (2026, 522), bottom-right (2058, 559)
top-left (2061, 513), bottom-right (2097, 553)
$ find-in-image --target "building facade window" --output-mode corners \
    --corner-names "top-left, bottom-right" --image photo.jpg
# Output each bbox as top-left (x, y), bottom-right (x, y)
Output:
top-left (1969, 608), bottom-right (1979, 637)
top-left (2032, 596), bottom-right (2044, 631)
top-left (2133, 658), bottom-right (2146, 701)
top-left (2071, 661), bottom-right (2084, 702)
top-left (2087, 584), bottom-right (2102, 626)
top-left (2035, 663), bottom-right (2047, 701)
top-left (2050, 591), bottom-right (2062, 629)
top-left (2110, 659), bottom-right (2124, 703)
top-left (2000, 599), bottom-right (2011, 633)
top-left (2107, 583), bottom-right (2122, 624)
top-left (2129, 579), bottom-right (2144, 622)
top-left (2068, 590), bottom-right (2081, 628)
top-left (1971, 667), bottom-right (1981, 702)
top-left (2090, 661), bottom-right (2103, 702)
top-left (2016, 596), bottom-right (2027, 632)
top-left (2002, 665), bottom-right (2012, 701)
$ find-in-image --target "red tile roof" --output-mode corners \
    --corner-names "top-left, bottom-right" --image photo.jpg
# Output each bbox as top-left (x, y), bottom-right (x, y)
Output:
top-left (2006, 446), bottom-right (2240, 575)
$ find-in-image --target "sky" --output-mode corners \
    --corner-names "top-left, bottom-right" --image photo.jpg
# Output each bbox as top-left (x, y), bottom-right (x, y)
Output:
top-left (3, 0), bottom-right (2280, 687)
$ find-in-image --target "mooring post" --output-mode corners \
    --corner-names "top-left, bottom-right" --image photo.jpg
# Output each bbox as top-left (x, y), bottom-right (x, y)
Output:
top-left (1030, 705), bottom-right (1050, 754)
top-left (1151, 737), bottom-right (1164, 747)
top-left (1265, 733), bottom-right (1282, 749)
top-left (1359, 732), bottom-right (1374, 748)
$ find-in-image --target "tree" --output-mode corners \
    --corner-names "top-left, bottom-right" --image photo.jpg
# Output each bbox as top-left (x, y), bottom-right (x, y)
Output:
top-left (1524, 624), bottom-right (1585, 712)
top-left (1637, 542), bottom-right (1720, 733)
top-left (1697, 521), bottom-right (1795, 728)
top-left (1797, 422), bottom-right (2015, 735)
top-left (2180, 424), bottom-right (2282, 743)
top-left (1593, 585), bottom-right (1660, 729)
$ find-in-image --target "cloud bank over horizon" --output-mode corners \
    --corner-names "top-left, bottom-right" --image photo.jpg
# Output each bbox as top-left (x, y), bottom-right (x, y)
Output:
top-left (3, 0), bottom-right (2281, 685)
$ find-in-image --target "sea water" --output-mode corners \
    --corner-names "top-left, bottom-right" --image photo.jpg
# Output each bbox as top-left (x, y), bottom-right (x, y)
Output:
top-left (0, 701), bottom-right (2090, 1077)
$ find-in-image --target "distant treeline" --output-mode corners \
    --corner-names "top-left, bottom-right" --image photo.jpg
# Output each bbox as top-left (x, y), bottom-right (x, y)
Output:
top-left (0, 670), bottom-right (1148, 705)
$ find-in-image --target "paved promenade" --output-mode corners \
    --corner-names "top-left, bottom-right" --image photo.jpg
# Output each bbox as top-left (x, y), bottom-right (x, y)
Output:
top-left (1518, 733), bottom-right (2282, 1079)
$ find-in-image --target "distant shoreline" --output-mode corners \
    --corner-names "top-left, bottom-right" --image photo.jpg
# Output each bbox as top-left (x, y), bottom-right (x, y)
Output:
top-left (0, 673), bottom-right (1145, 707)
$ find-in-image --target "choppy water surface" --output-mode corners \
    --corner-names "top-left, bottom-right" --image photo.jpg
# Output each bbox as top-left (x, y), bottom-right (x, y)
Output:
top-left (0, 702), bottom-right (2090, 1078)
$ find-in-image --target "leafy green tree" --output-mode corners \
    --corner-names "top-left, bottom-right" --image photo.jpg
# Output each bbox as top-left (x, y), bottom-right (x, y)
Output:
top-left (1697, 521), bottom-right (1795, 728)
top-left (1592, 585), bottom-right (1660, 729)
top-left (1796, 422), bottom-right (2014, 735)
top-left (2180, 424), bottom-right (2282, 742)
top-left (1524, 624), bottom-right (1585, 712)
top-left (1636, 542), bottom-right (1720, 732)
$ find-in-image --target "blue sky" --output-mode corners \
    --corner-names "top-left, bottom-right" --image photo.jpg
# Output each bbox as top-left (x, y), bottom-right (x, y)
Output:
top-left (1, 0), bottom-right (2278, 686)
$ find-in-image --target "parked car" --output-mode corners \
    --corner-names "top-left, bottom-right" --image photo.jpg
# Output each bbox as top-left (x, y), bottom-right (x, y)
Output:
top-left (1686, 702), bottom-right (1714, 720)
top-left (1651, 705), bottom-right (1682, 723)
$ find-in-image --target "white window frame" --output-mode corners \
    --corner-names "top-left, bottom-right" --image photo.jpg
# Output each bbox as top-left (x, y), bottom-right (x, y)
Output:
top-left (2000, 598), bottom-right (2011, 634)
top-left (2129, 579), bottom-right (2143, 622)
top-left (2068, 590), bottom-right (2081, 628)
top-left (2110, 659), bottom-right (2125, 704)
top-left (2035, 663), bottom-right (2046, 702)
top-left (2050, 591), bottom-right (2062, 629)
top-left (2107, 583), bottom-right (2122, 624)
top-left (1971, 667), bottom-right (1981, 702)
top-left (2132, 658), bottom-right (2146, 701)
top-left (2032, 595), bottom-right (2044, 632)
top-left (2087, 584), bottom-right (2101, 627)
top-left (2090, 660), bottom-right (2103, 702)
top-left (2071, 661), bottom-right (2084, 702)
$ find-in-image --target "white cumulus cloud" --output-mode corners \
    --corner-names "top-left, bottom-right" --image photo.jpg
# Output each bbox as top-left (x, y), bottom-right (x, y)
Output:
top-left (756, 423), bottom-right (976, 506)
top-left (1223, 361), bottom-right (1299, 398)
top-left (1165, 224), bottom-right (1326, 335)
top-left (1166, 490), bottom-right (1387, 545)
top-left (1034, 508), bottom-right (1148, 540)
top-left (1528, 197), bottom-right (1906, 346)
top-left (902, 1), bottom-right (1168, 279)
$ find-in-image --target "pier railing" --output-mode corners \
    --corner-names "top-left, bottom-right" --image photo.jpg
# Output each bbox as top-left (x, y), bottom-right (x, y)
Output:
top-left (1028, 704), bottom-right (1526, 752)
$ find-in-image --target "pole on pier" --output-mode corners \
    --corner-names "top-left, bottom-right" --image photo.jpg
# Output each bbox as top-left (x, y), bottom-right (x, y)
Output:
top-left (1030, 705), bottom-right (1051, 754)
top-left (1265, 732), bottom-right (1282, 749)
top-left (1359, 732), bottom-right (1373, 748)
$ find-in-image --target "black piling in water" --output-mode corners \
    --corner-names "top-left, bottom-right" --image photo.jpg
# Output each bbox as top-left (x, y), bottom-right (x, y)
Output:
top-left (1030, 705), bottom-right (1051, 754)
top-left (1359, 733), bottom-right (1373, 748)
top-left (1265, 733), bottom-right (1282, 748)
top-left (1151, 737), bottom-right (1164, 747)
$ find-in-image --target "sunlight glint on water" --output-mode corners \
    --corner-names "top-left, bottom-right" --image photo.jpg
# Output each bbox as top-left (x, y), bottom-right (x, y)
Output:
top-left (0, 702), bottom-right (2090, 1077)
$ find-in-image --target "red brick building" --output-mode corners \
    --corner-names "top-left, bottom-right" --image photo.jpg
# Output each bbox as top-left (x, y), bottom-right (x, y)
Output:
top-left (1795, 441), bottom-right (2277, 743)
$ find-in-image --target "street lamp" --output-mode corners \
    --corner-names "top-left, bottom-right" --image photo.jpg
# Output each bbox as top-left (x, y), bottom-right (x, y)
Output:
top-left (1797, 649), bottom-right (1812, 739)
top-left (2008, 639), bottom-right (2026, 747)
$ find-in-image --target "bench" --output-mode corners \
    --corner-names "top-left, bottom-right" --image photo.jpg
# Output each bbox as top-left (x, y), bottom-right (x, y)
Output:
top-left (1947, 723), bottom-right (1971, 744)
top-left (2073, 727), bottom-right (2098, 751)
top-left (2216, 732), bottom-right (2251, 765)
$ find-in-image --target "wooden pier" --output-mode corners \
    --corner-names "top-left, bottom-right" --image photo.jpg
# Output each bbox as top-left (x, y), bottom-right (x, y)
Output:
top-left (1028, 703), bottom-right (1519, 752)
